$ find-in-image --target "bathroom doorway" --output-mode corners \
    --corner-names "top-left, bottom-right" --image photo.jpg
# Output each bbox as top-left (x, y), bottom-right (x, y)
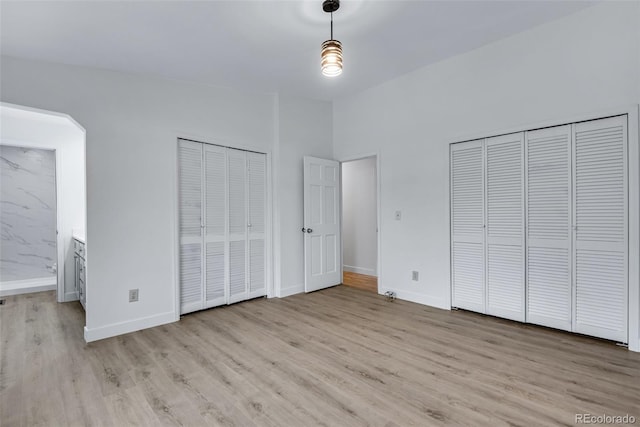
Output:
top-left (0, 103), bottom-right (86, 303)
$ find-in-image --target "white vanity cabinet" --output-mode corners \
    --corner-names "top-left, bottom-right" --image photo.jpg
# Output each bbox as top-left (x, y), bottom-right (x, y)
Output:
top-left (74, 238), bottom-right (86, 310)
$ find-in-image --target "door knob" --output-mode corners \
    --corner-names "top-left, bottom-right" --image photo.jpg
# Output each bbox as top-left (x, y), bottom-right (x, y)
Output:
top-left (301, 227), bottom-right (306, 233)
top-left (307, 228), bottom-right (313, 233)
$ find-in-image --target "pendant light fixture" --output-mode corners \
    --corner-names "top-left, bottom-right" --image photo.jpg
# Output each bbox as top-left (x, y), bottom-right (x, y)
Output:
top-left (321, 0), bottom-right (342, 77)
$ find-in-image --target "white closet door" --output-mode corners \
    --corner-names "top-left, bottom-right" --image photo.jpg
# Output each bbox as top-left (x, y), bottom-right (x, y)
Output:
top-left (573, 116), bottom-right (628, 342)
top-left (204, 144), bottom-right (227, 308)
top-left (247, 152), bottom-right (267, 298)
top-left (485, 133), bottom-right (525, 321)
top-left (451, 140), bottom-right (485, 313)
top-left (526, 125), bottom-right (572, 331)
top-left (178, 140), bottom-right (204, 314)
top-left (227, 149), bottom-right (248, 304)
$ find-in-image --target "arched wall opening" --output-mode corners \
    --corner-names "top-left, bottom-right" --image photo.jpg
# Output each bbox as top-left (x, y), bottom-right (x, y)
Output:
top-left (0, 103), bottom-right (87, 313)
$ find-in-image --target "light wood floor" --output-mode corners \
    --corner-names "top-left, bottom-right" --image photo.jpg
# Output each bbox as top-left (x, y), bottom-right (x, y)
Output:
top-left (1, 288), bottom-right (639, 426)
top-left (342, 271), bottom-right (378, 293)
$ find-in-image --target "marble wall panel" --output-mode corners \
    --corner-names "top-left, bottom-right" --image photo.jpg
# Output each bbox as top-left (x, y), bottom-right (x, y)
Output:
top-left (1, 145), bottom-right (56, 281)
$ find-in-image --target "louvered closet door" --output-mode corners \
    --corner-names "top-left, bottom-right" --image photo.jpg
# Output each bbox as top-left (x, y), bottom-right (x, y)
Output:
top-left (485, 133), bottom-right (525, 321)
top-left (573, 116), bottom-right (628, 342)
top-left (451, 140), bottom-right (485, 313)
top-left (178, 140), bottom-right (204, 314)
top-left (247, 152), bottom-right (267, 299)
top-left (227, 149), bottom-right (248, 304)
top-left (525, 126), bottom-right (572, 331)
top-left (204, 144), bottom-right (227, 309)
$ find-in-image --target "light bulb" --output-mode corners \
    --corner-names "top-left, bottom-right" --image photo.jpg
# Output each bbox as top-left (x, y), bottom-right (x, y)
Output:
top-left (321, 39), bottom-right (343, 77)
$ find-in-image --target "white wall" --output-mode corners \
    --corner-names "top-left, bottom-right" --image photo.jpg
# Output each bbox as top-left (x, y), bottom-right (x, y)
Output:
top-left (0, 57), bottom-right (333, 341)
top-left (0, 57), bottom-right (275, 341)
top-left (342, 157), bottom-right (377, 276)
top-left (275, 95), bottom-right (333, 297)
top-left (333, 1), bottom-right (640, 344)
top-left (1, 105), bottom-right (86, 301)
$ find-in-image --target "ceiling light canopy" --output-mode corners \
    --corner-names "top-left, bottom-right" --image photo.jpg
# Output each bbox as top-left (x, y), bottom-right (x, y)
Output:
top-left (321, 0), bottom-right (342, 77)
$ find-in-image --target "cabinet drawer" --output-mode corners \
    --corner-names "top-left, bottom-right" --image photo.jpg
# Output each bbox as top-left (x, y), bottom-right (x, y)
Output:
top-left (74, 239), bottom-right (85, 258)
top-left (79, 278), bottom-right (86, 310)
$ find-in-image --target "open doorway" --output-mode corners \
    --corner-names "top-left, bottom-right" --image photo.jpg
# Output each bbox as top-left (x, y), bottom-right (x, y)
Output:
top-left (0, 103), bottom-right (86, 305)
top-left (341, 156), bottom-right (378, 293)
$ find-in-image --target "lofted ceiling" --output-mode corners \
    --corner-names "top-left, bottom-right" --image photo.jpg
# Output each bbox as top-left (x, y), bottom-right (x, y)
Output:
top-left (1, 1), bottom-right (594, 101)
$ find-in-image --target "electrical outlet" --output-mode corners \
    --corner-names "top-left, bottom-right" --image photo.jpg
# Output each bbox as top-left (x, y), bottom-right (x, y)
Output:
top-left (395, 210), bottom-right (402, 221)
top-left (412, 271), bottom-right (419, 281)
top-left (129, 289), bottom-right (139, 302)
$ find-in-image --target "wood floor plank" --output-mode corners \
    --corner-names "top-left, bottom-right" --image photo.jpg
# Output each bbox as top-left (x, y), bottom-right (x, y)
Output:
top-left (233, 296), bottom-right (543, 425)
top-left (21, 293), bottom-right (68, 427)
top-left (0, 292), bottom-right (27, 427)
top-left (137, 325), bottom-right (263, 427)
top-left (185, 312), bottom-right (354, 427)
top-left (226, 303), bottom-right (478, 426)
top-left (104, 387), bottom-right (161, 427)
top-left (211, 307), bottom-right (408, 426)
top-left (1, 288), bottom-right (638, 426)
top-left (298, 289), bottom-right (638, 419)
top-left (342, 272), bottom-right (378, 293)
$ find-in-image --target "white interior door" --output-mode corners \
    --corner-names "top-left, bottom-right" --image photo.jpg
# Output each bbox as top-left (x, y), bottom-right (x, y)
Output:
top-left (178, 140), bottom-right (204, 314)
top-left (525, 125), bottom-right (572, 331)
top-left (573, 116), bottom-right (628, 342)
top-left (450, 140), bottom-right (486, 313)
top-left (485, 133), bottom-right (525, 321)
top-left (304, 156), bottom-right (341, 292)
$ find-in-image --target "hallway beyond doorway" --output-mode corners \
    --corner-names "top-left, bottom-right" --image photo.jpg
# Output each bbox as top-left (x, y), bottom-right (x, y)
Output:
top-left (342, 271), bottom-right (377, 293)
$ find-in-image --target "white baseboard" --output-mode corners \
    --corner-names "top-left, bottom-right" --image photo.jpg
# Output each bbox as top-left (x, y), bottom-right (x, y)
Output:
top-left (343, 265), bottom-right (377, 276)
top-left (64, 291), bottom-right (79, 302)
top-left (279, 285), bottom-right (304, 298)
top-left (84, 311), bottom-right (176, 343)
top-left (0, 277), bottom-right (57, 297)
top-left (378, 287), bottom-right (451, 311)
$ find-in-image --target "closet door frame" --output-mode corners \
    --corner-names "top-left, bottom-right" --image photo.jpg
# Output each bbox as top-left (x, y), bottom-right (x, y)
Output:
top-left (628, 106), bottom-right (639, 352)
top-left (174, 137), bottom-right (273, 319)
top-left (448, 104), bottom-right (639, 352)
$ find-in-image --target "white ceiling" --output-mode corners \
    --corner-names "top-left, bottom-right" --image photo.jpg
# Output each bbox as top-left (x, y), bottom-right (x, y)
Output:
top-left (1, 1), bottom-right (594, 101)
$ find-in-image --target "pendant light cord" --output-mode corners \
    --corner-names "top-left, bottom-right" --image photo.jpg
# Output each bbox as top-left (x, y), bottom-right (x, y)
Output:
top-left (330, 12), bottom-right (334, 40)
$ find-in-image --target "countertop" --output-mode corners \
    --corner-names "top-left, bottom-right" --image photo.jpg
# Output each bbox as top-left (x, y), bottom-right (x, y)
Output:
top-left (72, 229), bottom-right (86, 244)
